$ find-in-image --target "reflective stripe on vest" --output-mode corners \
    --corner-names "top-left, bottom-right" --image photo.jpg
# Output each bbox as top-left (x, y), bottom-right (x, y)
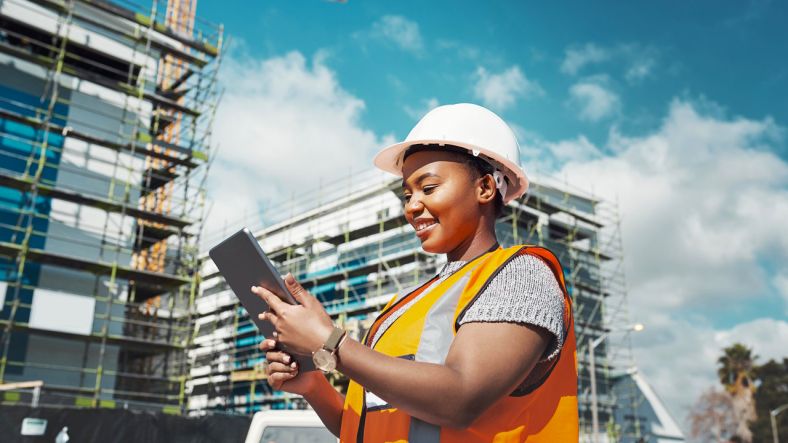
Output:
top-left (340, 245), bottom-right (579, 442)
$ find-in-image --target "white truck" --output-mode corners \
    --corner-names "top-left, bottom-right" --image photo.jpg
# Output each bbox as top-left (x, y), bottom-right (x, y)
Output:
top-left (244, 410), bottom-right (337, 443)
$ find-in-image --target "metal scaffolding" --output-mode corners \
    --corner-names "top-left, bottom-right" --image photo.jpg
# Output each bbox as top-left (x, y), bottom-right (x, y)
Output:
top-left (0, 0), bottom-right (222, 413)
top-left (190, 169), bottom-right (643, 440)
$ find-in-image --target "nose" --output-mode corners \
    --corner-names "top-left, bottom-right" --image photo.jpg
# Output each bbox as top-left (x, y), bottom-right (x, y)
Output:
top-left (404, 194), bottom-right (424, 217)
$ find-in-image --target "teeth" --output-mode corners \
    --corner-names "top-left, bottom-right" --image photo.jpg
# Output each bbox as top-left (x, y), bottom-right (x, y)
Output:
top-left (416, 221), bottom-right (436, 231)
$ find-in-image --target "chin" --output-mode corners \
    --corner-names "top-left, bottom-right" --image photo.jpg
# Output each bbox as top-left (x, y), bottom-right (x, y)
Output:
top-left (419, 238), bottom-right (451, 255)
top-left (421, 243), bottom-right (440, 254)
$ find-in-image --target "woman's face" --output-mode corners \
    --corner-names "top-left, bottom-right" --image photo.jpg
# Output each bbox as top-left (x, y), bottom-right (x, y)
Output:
top-left (401, 150), bottom-right (486, 255)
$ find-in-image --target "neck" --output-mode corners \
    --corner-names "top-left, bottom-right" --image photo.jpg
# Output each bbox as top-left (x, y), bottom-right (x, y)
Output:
top-left (446, 222), bottom-right (499, 262)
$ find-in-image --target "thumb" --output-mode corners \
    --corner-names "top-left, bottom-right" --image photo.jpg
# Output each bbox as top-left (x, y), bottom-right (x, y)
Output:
top-left (284, 273), bottom-right (311, 306)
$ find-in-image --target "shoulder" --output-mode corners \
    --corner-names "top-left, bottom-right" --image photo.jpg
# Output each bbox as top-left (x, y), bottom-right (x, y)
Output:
top-left (459, 249), bottom-right (566, 361)
top-left (485, 250), bottom-right (563, 299)
top-left (501, 250), bottom-right (560, 280)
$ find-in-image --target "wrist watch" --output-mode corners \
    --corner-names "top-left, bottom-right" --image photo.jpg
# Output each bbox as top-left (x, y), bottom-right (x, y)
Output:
top-left (312, 326), bottom-right (347, 372)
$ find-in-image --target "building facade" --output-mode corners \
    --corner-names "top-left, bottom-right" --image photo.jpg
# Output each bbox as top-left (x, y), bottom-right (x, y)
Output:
top-left (611, 371), bottom-right (686, 443)
top-left (189, 169), bottom-right (678, 441)
top-left (0, 0), bottom-right (222, 412)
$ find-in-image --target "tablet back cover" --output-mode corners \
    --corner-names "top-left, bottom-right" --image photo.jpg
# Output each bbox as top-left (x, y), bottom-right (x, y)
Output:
top-left (209, 228), bottom-right (315, 371)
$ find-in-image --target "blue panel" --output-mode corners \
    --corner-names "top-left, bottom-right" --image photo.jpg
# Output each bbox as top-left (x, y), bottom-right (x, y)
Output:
top-left (346, 275), bottom-right (367, 287)
top-left (236, 324), bottom-right (256, 335)
top-left (235, 335), bottom-right (262, 348)
top-left (310, 281), bottom-right (337, 295)
top-left (0, 83), bottom-right (68, 374)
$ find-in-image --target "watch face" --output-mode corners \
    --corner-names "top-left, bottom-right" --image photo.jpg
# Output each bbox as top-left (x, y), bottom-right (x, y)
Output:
top-left (312, 349), bottom-right (336, 372)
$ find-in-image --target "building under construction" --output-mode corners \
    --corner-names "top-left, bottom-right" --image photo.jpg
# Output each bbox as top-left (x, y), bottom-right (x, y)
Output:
top-left (190, 170), bottom-right (683, 442)
top-left (0, 0), bottom-right (222, 413)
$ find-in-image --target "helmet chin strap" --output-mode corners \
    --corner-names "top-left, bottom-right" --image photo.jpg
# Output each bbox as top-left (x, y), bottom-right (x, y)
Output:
top-left (492, 170), bottom-right (508, 201)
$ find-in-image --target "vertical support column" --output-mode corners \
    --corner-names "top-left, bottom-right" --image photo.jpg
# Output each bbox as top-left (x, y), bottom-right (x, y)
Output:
top-left (589, 338), bottom-right (599, 443)
top-left (32, 385), bottom-right (40, 408)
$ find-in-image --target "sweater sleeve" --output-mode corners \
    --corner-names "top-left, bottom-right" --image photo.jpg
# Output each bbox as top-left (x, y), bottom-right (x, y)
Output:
top-left (458, 253), bottom-right (565, 362)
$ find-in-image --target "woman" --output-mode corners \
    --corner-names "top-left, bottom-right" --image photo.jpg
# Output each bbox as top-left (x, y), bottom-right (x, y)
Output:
top-left (254, 103), bottom-right (578, 442)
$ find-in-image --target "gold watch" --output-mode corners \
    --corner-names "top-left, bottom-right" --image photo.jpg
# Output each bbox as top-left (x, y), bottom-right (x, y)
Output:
top-left (312, 326), bottom-right (346, 372)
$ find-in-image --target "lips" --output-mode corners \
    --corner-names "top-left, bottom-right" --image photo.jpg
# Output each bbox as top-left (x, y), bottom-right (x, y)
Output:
top-left (412, 218), bottom-right (438, 239)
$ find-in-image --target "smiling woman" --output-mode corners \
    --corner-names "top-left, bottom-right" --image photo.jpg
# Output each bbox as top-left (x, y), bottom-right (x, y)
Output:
top-left (254, 103), bottom-right (579, 442)
top-left (399, 146), bottom-right (503, 257)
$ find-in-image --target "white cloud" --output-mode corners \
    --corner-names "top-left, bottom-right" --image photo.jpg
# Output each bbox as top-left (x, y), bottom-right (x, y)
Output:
top-left (561, 42), bottom-right (659, 84)
top-left (774, 273), bottom-right (788, 315)
top-left (549, 98), bottom-right (788, 426)
top-left (714, 318), bottom-right (788, 362)
top-left (559, 99), bottom-right (787, 307)
top-left (568, 78), bottom-right (620, 121)
top-left (519, 132), bottom-right (604, 174)
top-left (368, 15), bottom-right (424, 54)
top-left (473, 66), bottom-right (543, 112)
top-left (404, 97), bottom-right (439, 120)
top-left (625, 56), bottom-right (656, 83)
top-left (561, 43), bottom-right (611, 75)
top-left (435, 39), bottom-right (481, 61)
top-left (546, 135), bottom-right (603, 162)
top-left (205, 50), bottom-right (393, 239)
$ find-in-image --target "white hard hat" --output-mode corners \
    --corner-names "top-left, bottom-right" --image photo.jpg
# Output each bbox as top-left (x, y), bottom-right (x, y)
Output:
top-left (374, 103), bottom-right (528, 203)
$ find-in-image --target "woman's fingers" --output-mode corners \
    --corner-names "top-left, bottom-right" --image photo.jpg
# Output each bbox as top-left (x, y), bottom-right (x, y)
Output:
top-left (254, 278), bottom-right (335, 356)
top-left (257, 311), bottom-right (279, 328)
top-left (260, 340), bottom-right (296, 367)
top-left (265, 350), bottom-right (293, 365)
top-left (251, 285), bottom-right (287, 315)
top-left (259, 338), bottom-right (303, 392)
top-left (266, 361), bottom-right (297, 374)
top-left (284, 273), bottom-right (312, 306)
top-left (266, 359), bottom-right (299, 391)
top-left (259, 338), bottom-right (277, 352)
top-left (268, 371), bottom-right (298, 390)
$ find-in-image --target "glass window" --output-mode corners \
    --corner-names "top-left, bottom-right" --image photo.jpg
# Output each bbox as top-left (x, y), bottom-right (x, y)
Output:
top-left (259, 426), bottom-right (335, 443)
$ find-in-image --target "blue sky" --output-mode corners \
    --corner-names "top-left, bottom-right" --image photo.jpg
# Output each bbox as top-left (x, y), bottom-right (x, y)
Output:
top-left (200, 0), bottom-right (788, 150)
top-left (198, 0), bottom-right (788, 430)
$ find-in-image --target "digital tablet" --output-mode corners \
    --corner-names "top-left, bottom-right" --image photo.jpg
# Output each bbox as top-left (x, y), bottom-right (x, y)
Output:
top-left (209, 228), bottom-right (316, 371)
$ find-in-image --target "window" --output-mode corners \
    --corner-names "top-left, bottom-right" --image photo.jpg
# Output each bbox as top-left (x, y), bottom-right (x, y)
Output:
top-left (258, 426), bottom-right (336, 443)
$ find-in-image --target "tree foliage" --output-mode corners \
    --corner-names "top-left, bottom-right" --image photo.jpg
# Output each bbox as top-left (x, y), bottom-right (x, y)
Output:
top-left (750, 358), bottom-right (788, 442)
top-left (691, 343), bottom-right (773, 442)
top-left (689, 343), bottom-right (788, 442)
top-left (689, 387), bottom-right (737, 442)
top-left (717, 343), bottom-right (757, 389)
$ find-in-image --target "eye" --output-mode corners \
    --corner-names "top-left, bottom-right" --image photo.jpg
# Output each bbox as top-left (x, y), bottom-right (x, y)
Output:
top-left (401, 193), bottom-right (411, 203)
top-left (423, 185), bottom-right (437, 194)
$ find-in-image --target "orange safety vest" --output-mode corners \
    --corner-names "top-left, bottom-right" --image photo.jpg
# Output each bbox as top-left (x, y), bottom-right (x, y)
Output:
top-left (340, 245), bottom-right (578, 442)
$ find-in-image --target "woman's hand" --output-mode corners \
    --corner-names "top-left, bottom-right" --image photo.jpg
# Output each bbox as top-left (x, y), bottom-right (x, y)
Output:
top-left (252, 273), bottom-right (335, 356)
top-left (260, 338), bottom-right (323, 395)
top-left (262, 339), bottom-right (347, 439)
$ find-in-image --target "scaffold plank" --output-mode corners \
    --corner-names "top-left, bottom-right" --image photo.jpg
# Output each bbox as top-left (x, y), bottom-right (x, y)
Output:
top-left (321, 215), bottom-right (409, 246)
top-left (0, 108), bottom-right (200, 168)
top-left (0, 38), bottom-right (202, 116)
top-left (0, 171), bottom-right (191, 228)
top-left (0, 320), bottom-right (187, 351)
top-left (0, 241), bottom-right (190, 289)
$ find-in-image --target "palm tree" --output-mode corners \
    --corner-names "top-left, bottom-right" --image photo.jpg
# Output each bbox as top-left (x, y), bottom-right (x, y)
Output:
top-left (718, 343), bottom-right (757, 388)
top-left (717, 343), bottom-right (758, 442)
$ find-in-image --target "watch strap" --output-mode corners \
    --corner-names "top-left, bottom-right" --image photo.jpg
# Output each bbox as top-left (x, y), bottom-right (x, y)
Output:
top-left (323, 326), bottom-right (346, 352)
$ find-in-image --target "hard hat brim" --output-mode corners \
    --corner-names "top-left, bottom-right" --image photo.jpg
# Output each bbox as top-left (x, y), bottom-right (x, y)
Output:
top-left (373, 139), bottom-right (529, 203)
